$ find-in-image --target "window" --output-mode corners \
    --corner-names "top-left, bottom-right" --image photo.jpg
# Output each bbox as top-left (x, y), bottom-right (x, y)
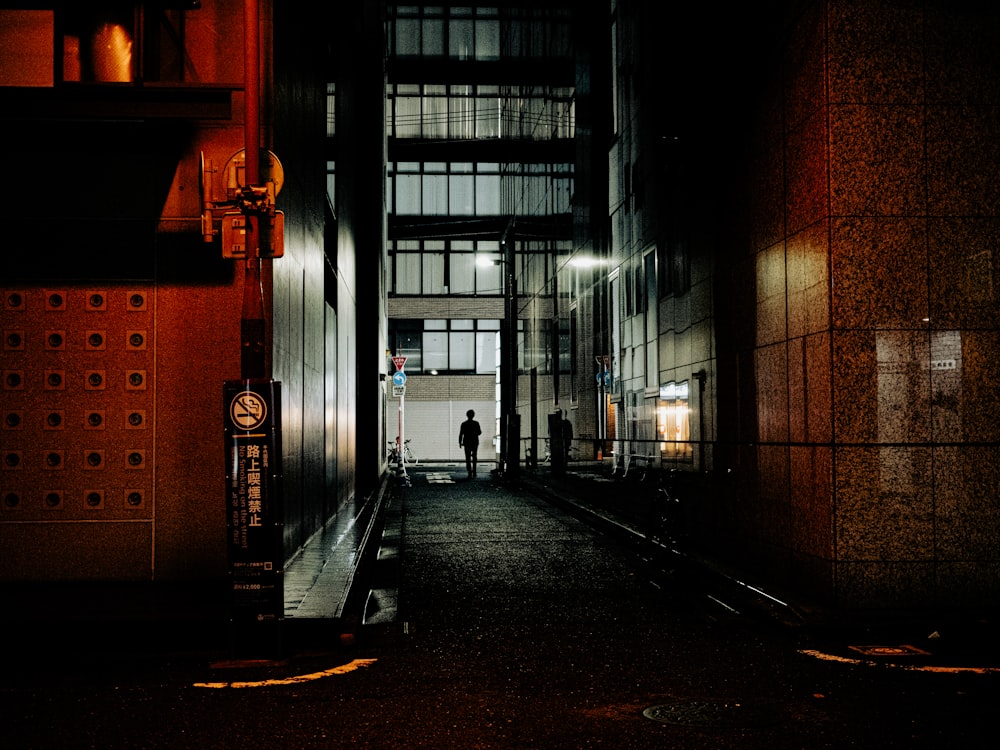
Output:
top-left (658, 381), bottom-right (693, 462)
top-left (389, 162), bottom-right (504, 218)
top-left (644, 249), bottom-right (658, 388)
top-left (395, 321), bottom-right (423, 371)
top-left (389, 240), bottom-right (503, 296)
top-left (449, 17), bottom-right (473, 60)
top-left (386, 84), bottom-right (573, 141)
top-left (389, 319), bottom-right (500, 375)
top-left (391, 6), bottom-right (552, 62)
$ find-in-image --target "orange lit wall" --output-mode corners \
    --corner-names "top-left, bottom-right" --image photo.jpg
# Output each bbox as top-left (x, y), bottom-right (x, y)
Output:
top-left (733, 1), bottom-right (1000, 607)
top-left (0, 1), bottom-right (352, 583)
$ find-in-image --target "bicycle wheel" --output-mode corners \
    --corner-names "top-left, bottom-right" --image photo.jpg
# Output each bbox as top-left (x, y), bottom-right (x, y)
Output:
top-left (406, 447), bottom-right (419, 466)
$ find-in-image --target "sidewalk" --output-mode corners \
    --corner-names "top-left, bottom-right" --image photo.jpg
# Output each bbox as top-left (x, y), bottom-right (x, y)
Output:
top-left (515, 460), bottom-right (1000, 674)
top-left (4, 461), bottom-right (996, 673)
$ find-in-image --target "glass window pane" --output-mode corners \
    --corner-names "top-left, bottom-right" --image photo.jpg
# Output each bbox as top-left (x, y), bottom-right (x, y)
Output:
top-left (450, 93), bottom-right (474, 139)
top-left (475, 19), bottom-right (500, 61)
top-left (475, 175), bottom-right (500, 215)
top-left (423, 252), bottom-right (445, 294)
top-left (558, 325), bottom-right (571, 373)
top-left (423, 174), bottom-right (448, 215)
top-left (424, 332), bottom-right (448, 370)
top-left (478, 320), bottom-right (500, 330)
top-left (326, 83), bottom-right (336, 137)
top-left (395, 19), bottom-right (420, 56)
top-left (476, 331), bottom-right (499, 373)
top-left (475, 254), bottom-right (501, 293)
top-left (396, 174), bottom-right (421, 214)
top-left (450, 331), bottom-right (475, 370)
top-left (396, 253), bottom-right (421, 293)
top-left (449, 174), bottom-right (474, 215)
top-left (327, 161), bottom-right (336, 210)
top-left (451, 319), bottom-right (473, 330)
top-left (554, 177), bottom-right (572, 213)
top-left (425, 95), bottom-right (447, 138)
top-left (450, 252), bottom-right (475, 293)
top-left (449, 19), bottom-right (473, 60)
top-left (422, 17), bottom-right (444, 56)
top-left (398, 331), bottom-right (422, 373)
top-left (396, 96), bottom-right (421, 138)
top-left (425, 319), bottom-right (447, 330)
top-left (476, 95), bottom-right (499, 138)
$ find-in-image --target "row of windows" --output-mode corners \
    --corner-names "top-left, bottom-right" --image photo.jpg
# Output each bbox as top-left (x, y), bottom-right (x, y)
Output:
top-left (388, 84), bottom-right (575, 141)
top-left (389, 6), bottom-right (572, 61)
top-left (388, 317), bottom-right (573, 377)
top-left (619, 244), bottom-right (691, 320)
top-left (388, 239), bottom-right (581, 298)
top-left (389, 240), bottom-right (503, 295)
top-left (391, 319), bottom-right (500, 374)
top-left (325, 161), bottom-right (575, 231)
top-left (387, 162), bottom-right (573, 217)
top-left (391, 163), bottom-right (502, 216)
top-left (392, 7), bottom-right (501, 61)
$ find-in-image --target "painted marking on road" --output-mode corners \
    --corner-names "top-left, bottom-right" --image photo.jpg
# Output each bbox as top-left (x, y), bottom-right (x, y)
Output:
top-left (849, 644), bottom-right (929, 657)
top-left (193, 657), bottom-right (377, 688)
top-left (799, 649), bottom-right (1000, 674)
top-left (426, 472), bottom-right (455, 484)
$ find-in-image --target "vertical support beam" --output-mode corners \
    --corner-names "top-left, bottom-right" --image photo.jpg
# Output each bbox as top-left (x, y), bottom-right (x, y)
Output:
top-left (241, 0), bottom-right (266, 380)
top-left (501, 220), bottom-right (519, 478)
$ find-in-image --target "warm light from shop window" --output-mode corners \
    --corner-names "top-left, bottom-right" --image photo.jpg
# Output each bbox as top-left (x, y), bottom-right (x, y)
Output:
top-left (657, 381), bottom-right (692, 458)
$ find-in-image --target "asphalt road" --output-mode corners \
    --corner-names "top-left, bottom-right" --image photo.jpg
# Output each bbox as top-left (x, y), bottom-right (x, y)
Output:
top-left (4, 466), bottom-right (997, 748)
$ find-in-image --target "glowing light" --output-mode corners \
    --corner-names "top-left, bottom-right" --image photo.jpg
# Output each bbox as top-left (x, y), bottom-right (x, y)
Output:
top-left (194, 658), bottom-right (378, 688)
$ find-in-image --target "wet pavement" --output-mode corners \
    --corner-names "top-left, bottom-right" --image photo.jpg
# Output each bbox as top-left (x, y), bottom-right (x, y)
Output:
top-left (4, 463), bottom-right (999, 748)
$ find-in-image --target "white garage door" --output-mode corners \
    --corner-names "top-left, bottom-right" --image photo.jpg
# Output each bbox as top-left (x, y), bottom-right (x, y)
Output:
top-left (394, 399), bottom-right (497, 464)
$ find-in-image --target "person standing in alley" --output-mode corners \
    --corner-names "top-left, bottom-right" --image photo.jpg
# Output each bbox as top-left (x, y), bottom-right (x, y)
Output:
top-left (562, 412), bottom-right (573, 463)
top-left (458, 409), bottom-right (482, 479)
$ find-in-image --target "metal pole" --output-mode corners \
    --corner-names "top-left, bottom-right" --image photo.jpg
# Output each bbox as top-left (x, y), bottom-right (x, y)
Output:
top-left (241, 0), bottom-right (265, 381)
top-left (398, 393), bottom-right (407, 483)
top-left (502, 221), bottom-right (519, 479)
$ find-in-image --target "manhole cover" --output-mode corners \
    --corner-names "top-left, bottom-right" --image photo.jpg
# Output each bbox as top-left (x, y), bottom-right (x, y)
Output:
top-left (643, 700), bottom-right (778, 728)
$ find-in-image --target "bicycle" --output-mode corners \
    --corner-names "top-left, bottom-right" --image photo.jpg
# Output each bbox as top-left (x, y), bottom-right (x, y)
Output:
top-left (525, 438), bottom-right (578, 469)
top-left (387, 439), bottom-right (419, 466)
top-left (645, 469), bottom-right (683, 549)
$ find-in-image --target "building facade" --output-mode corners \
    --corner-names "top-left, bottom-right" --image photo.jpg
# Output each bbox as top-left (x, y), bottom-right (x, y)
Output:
top-left (610, 0), bottom-right (1000, 607)
top-left (383, 3), bottom-right (593, 465)
top-left (3, 0), bottom-right (999, 611)
top-left (0, 2), bottom-right (388, 583)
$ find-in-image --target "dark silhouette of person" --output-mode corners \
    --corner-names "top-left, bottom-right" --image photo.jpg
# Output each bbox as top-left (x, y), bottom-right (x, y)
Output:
top-left (562, 413), bottom-right (573, 462)
top-left (458, 409), bottom-right (482, 478)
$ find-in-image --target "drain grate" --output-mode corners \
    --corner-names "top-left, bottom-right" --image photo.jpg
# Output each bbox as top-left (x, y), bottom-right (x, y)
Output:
top-left (643, 700), bottom-right (778, 728)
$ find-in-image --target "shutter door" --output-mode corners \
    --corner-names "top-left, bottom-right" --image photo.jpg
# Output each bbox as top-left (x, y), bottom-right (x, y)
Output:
top-left (398, 399), bottom-right (497, 464)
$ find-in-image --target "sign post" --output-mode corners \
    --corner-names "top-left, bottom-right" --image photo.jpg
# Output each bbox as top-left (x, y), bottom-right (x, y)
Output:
top-left (224, 378), bottom-right (283, 655)
top-left (391, 356), bottom-right (408, 485)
